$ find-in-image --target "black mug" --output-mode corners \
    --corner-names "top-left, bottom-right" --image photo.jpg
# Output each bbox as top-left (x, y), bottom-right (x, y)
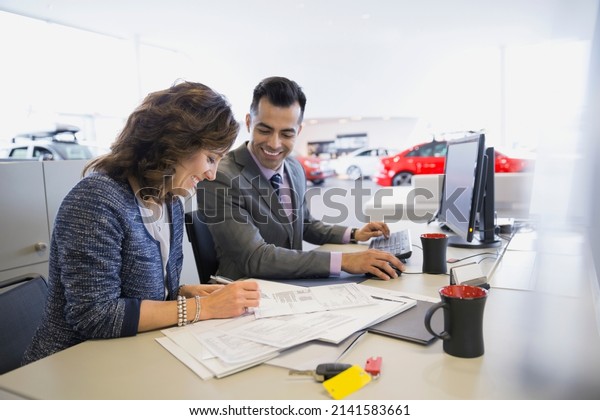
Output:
top-left (421, 233), bottom-right (448, 274)
top-left (424, 284), bottom-right (488, 358)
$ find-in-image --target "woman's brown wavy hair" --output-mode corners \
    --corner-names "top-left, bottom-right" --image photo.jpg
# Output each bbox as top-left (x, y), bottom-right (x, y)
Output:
top-left (84, 80), bottom-right (239, 201)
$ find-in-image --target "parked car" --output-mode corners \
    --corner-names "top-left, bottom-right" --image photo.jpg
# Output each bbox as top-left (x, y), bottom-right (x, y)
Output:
top-left (294, 154), bottom-right (335, 185)
top-left (331, 147), bottom-right (398, 179)
top-left (374, 140), bottom-right (535, 186)
top-left (1, 125), bottom-right (96, 161)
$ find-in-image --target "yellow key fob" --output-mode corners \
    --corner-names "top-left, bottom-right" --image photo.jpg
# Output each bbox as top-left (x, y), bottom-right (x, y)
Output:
top-left (322, 364), bottom-right (371, 400)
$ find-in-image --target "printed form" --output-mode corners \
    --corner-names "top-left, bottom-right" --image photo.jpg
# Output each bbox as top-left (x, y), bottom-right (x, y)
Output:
top-left (157, 280), bottom-right (417, 378)
top-left (254, 282), bottom-right (376, 318)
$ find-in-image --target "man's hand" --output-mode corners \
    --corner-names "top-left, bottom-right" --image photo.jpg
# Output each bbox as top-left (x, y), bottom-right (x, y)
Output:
top-left (341, 249), bottom-right (405, 280)
top-left (354, 221), bottom-right (391, 242)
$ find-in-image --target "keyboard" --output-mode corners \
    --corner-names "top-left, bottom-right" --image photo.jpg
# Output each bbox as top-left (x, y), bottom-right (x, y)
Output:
top-left (369, 229), bottom-right (413, 261)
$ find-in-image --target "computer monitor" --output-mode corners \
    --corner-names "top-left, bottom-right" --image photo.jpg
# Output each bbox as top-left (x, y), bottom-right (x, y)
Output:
top-left (437, 133), bottom-right (502, 248)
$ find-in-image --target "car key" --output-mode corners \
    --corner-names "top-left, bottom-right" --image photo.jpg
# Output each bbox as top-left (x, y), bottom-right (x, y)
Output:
top-left (289, 363), bottom-right (352, 382)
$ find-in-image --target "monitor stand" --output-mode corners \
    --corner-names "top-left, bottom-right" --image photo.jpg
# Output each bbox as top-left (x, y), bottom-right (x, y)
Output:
top-left (447, 235), bottom-right (502, 249)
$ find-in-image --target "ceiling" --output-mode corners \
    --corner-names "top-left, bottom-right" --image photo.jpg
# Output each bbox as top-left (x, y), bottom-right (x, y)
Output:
top-left (0, 0), bottom-right (598, 120)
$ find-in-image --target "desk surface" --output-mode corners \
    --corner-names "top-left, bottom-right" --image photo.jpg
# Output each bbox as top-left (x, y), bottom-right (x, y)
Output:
top-left (2, 222), bottom-right (599, 400)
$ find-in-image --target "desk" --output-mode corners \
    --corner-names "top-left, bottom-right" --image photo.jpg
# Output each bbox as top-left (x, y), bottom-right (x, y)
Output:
top-left (1, 222), bottom-right (599, 399)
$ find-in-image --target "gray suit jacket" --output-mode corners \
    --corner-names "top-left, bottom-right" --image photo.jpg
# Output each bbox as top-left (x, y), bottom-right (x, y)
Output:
top-left (198, 143), bottom-right (347, 279)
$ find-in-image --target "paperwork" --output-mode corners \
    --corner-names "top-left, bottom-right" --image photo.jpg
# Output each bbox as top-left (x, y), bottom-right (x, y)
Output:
top-left (254, 282), bottom-right (375, 318)
top-left (157, 280), bottom-right (416, 378)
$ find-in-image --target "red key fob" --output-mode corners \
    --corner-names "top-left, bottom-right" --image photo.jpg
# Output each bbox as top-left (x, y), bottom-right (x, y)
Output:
top-left (365, 356), bottom-right (382, 377)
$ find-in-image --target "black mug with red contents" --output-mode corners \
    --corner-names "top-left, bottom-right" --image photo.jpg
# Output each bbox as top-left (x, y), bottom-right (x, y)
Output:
top-left (420, 233), bottom-right (449, 274)
top-left (424, 284), bottom-right (488, 358)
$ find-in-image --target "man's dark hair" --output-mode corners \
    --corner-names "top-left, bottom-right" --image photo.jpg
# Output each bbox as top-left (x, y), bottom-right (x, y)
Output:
top-left (250, 76), bottom-right (307, 123)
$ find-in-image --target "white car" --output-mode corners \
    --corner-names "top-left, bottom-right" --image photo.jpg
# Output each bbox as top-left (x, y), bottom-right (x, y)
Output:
top-left (332, 147), bottom-right (398, 179)
top-left (1, 126), bottom-right (96, 161)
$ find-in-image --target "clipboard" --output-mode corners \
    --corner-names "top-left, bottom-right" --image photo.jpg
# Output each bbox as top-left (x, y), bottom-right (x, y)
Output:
top-left (367, 299), bottom-right (443, 345)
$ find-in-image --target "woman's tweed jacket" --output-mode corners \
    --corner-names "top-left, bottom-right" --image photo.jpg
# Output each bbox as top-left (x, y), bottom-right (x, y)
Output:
top-left (23, 173), bottom-right (184, 364)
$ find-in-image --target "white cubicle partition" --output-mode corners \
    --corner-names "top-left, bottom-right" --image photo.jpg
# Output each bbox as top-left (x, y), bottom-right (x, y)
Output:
top-left (364, 172), bottom-right (535, 222)
top-left (0, 159), bottom-right (202, 285)
top-left (42, 160), bottom-right (87, 232)
top-left (0, 160), bottom-right (86, 282)
top-left (0, 162), bottom-right (50, 280)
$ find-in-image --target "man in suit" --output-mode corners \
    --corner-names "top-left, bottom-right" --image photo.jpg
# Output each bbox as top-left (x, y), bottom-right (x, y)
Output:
top-left (199, 76), bottom-right (404, 280)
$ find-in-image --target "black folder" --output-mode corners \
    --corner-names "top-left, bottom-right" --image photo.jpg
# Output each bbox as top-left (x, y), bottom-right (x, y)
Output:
top-left (368, 299), bottom-right (443, 345)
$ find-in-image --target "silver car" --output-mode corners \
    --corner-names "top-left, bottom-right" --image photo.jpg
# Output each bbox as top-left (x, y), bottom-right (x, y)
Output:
top-left (1, 126), bottom-right (96, 161)
top-left (331, 147), bottom-right (398, 179)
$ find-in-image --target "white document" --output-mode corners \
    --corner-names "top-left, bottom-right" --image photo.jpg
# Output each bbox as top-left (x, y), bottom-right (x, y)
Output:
top-left (159, 314), bottom-right (283, 378)
top-left (194, 330), bottom-right (280, 364)
top-left (157, 280), bottom-right (419, 379)
top-left (200, 349), bottom-right (279, 378)
top-left (162, 325), bottom-right (214, 361)
top-left (358, 284), bottom-right (438, 303)
top-left (316, 298), bottom-right (415, 344)
top-left (227, 311), bottom-right (354, 348)
top-left (159, 327), bottom-right (280, 378)
top-left (306, 284), bottom-right (419, 344)
top-left (155, 336), bottom-right (214, 380)
top-left (254, 281), bottom-right (376, 318)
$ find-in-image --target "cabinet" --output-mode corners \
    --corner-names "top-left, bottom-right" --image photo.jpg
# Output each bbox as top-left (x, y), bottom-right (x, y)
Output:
top-left (0, 160), bottom-right (87, 282)
top-left (0, 159), bottom-right (199, 284)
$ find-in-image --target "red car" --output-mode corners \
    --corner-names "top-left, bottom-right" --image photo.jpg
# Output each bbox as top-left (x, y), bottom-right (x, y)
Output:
top-left (374, 140), bottom-right (534, 186)
top-left (294, 154), bottom-right (335, 185)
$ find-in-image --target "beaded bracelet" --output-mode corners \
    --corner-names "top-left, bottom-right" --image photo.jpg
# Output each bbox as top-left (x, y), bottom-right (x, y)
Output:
top-left (192, 295), bottom-right (201, 324)
top-left (177, 295), bottom-right (188, 327)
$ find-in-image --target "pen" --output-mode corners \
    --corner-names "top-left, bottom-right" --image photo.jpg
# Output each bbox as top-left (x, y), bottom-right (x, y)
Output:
top-left (210, 275), bottom-right (234, 285)
top-left (336, 330), bottom-right (367, 362)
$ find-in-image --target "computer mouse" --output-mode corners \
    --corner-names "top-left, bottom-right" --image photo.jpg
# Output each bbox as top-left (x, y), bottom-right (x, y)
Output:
top-left (391, 264), bottom-right (403, 277)
top-left (364, 264), bottom-right (402, 278)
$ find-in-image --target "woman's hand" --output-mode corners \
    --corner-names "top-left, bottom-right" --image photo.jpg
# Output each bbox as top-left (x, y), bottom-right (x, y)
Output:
top-left (200, 280), bottom-right (261, 319)
top-left (180, 283), bottom-right (224, 297)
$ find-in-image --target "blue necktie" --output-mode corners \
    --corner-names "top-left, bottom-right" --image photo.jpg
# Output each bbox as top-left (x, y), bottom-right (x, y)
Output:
top-left (270, 173), bottom-right (283, 197)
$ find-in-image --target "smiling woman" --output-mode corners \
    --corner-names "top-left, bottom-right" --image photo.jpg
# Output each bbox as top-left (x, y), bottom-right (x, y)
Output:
top-left (21, 80), bottom-right (265, 366)
top-left (172, 149), bottom-right (224, 193)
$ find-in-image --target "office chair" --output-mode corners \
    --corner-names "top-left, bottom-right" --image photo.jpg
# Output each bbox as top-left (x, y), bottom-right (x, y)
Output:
top-left (185, 210), bottom-right (218, 284)
top-left (0, 273), bottom-right (48, 374)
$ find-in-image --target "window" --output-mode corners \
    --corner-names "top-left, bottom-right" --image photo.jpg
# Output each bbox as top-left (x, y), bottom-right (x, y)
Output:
top-left (432, 142), bottom-right (448, 157)
top-left (33, 147), bottom-right (53, 160)
top-left (357, 149), bottom-right (376, 157)
top-left (9, 147), bottom-right (28, 158)
top-left (407, 144), bottom-right (434, 157)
